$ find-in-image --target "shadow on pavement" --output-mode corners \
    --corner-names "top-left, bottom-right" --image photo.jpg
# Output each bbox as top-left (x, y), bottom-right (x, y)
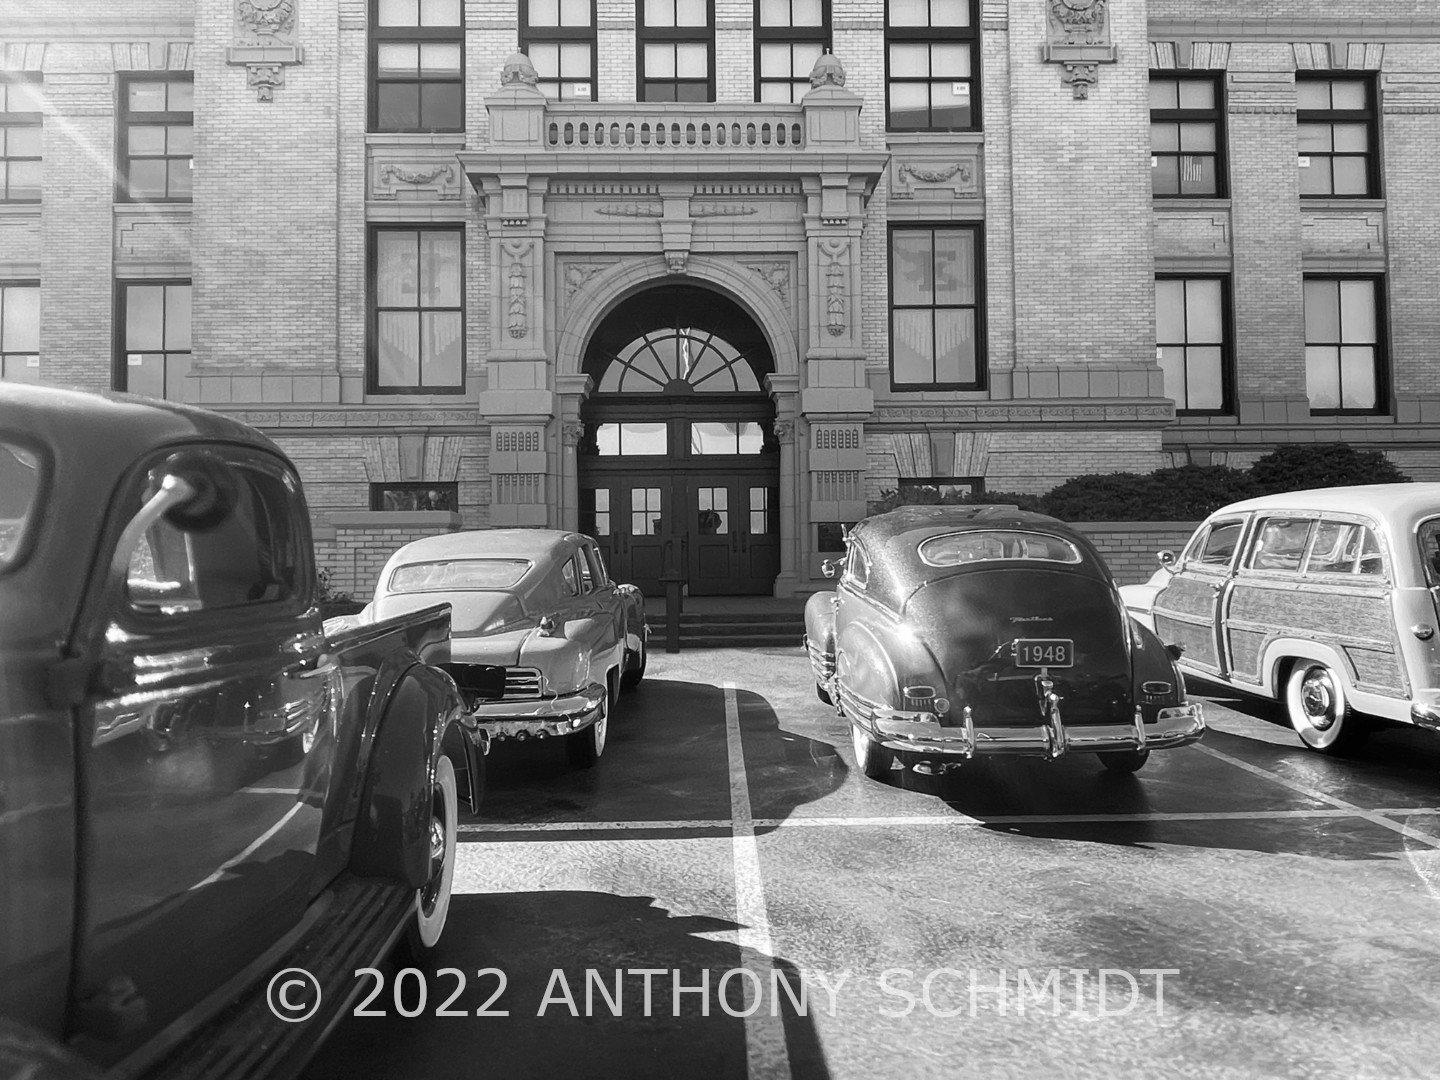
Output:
top-left (303, 892), bottom-right (831, 1080)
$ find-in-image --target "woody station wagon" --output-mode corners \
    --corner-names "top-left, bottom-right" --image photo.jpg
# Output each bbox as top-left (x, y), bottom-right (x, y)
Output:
top-left (1121, 485), bottom-right (1440, 754)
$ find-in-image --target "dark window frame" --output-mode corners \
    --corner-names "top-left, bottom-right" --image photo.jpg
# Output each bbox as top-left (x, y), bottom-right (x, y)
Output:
top-left (753, 0), bottom-right (831, 104)
top-left (113, 278), bottom-right (193, 398)
top-left (519, 0), bottom-right (598, 101)
top-left (366, 223), bottom-right (467, 396)
top-left (0, 280), bottom-right (39, 384)
top-left (1302, 272), bottom-right (1390, 417)
top-left (116, 73), bottom-right (193, 204)
top-left (884, 0), bottom-right (981, 133)
top-left (1155, 272), bottom-right (1235, 416)
top-left (1296, 72), bottom-right (1380, 200)
top-left (368, 1), bottom-right (465, 133)
top-left (887, 222), bottom-right (987, 392)
top-left (0, 73), bottom-right (42, 204)
top-left (637, 0), bottom-right (716, 103)
top-left (1149, 70), bottom-right (1227, 199)
top-left (369, 481), bottom-right (460, 511)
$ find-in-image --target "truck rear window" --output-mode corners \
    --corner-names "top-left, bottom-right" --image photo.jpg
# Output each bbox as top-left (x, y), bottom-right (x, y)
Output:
top-left (389, 558), bottom-right (531, 594)
top-left (0, 440), bottom-right (42, 571)
top-left (919, 530), bottom-right (1082, 567)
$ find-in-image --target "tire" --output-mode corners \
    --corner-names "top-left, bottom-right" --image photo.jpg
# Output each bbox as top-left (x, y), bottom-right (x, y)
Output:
top-left (621, 632), bottom-right (647, 692)
top-left (851, 721), bottom-right (895, 781)
top-left (566, 686), bottom-right (609, 768)
top-left (404, 753), bottom-right (457, 955)
top-left (1097, 749), bottom-right (1150, 774)
top-left (1285, 662), bottom-right (1369, 754)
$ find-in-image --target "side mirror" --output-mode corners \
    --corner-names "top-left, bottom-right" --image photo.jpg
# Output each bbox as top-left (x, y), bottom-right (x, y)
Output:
top-left (820, 558), bottom-right (840, 579)
top-left (1164, 643), bottom-right (1184, 660)
top-left (1156, 550), bottom-right (1177, 573)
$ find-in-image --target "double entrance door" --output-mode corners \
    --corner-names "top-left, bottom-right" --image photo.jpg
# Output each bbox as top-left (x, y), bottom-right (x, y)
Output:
top-left (584, 471), bottom-right (780, 597)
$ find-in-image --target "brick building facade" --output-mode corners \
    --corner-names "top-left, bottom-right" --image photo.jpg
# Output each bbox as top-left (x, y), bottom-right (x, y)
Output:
top-left (1, 0), bottom-right (1437, 596)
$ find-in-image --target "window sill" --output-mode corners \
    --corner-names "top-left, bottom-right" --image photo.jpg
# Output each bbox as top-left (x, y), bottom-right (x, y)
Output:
top-left (364, 131), bottom-right (467, 147)
top-left (1153, 197), bottom-right (1231, 209)
top-left (328, 510), bottom-right (462, 529)
top-left (886, 131), bottom-right (984, 146)
top-left (1299, 197), bottom-right (1386, 210)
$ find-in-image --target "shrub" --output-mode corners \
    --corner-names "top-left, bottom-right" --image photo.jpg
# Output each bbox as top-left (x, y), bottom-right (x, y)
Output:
top-left (1247, 443), bottom-right (1409, 494)
top-left (1038, 465), bottom-right (1257, 522)
top-left (870, 486), bottom-right (1045, 516)
top-left (317, 567), bottom-right (365, 619)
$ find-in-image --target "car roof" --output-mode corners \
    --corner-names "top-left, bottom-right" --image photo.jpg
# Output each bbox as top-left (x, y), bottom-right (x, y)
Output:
top-left (388, 529), bottom-right (588, 564)
top-left (1213, 484), bottom-right (1440, 534)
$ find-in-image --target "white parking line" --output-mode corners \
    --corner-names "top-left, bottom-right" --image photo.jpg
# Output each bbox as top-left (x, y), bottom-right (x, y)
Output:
top-left (724, 682), bottom-right (793, 1080)
top-left (1193, 743), bottom-right (1440, 849)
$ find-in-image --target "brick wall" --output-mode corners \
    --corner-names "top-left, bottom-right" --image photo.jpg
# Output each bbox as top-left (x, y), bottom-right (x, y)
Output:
top-left (1073, 521), bottom-right (1199, 585)
top-left (313, 513), bottom-right (464, 598)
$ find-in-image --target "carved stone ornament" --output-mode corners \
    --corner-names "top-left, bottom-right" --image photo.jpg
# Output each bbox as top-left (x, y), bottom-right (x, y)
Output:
top-left (562, 262), bottom-right (612, 303)
top-left (247, 62), bottom-right (285, 102)
top-left (746, 263), bottom-right (790, 309)
top-left (229, 0), bottom-right (302, 101)
top-left (561, 420), bottom-right (586, 447)
top-left (500, 51), bottom-right (540, 88)
top-left (595, 202), bottom-right (664, 218)
top-left (237, 0), bottom-right (295, 40)
top-left (808, 52), bottom-right (846, 89)
top-left (690, 203), bottom-right (757, 218)
top-left (503, 242), bottom-right (531, 339)
top-left (773, 417), bottom-right (796, 444)
top-left (665, 250), bottom-right (689, 274)
top-left (381, 163), bottom-right (455, 187)
top-left (1042, 0), bottom-right (1117, 100)
top-left (819, 240), bottom-right (849, 338)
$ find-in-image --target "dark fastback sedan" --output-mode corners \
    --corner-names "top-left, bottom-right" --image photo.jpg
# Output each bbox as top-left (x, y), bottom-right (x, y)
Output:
top-left (804, 506), bottom-right (1205, 781)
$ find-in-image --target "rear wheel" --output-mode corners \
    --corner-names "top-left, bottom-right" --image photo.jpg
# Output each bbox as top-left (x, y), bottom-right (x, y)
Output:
top-left (1285, 662), bottom-right (1368, 754)
top-left (404, 753), bottom-right (457, 954)
top-left (1097, 749), bottom-right (1150, 774)
top-left (565, 685), bottom-right (609, 768)
top-left (851, 721), bottom-right (894, 781)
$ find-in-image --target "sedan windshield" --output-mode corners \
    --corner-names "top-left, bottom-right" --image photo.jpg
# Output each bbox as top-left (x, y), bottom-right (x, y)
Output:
top-left (389, 558), bottom-right (531, 594)
top-left (919, 530), bottom-right (1082, 567)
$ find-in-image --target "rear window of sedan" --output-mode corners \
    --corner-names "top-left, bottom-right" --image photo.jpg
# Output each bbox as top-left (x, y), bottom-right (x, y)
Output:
top-left (388, 558), bottom-right (531, 594)
top-left (919, 530), bottom-right (1082, 568)
top-left (0, 439), bottom-right (43, 572)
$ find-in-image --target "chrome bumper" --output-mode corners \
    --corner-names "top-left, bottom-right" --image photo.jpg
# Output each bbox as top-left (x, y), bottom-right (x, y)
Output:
top-left (1411, 690), bottom-right (1440, 731)
top-left (469, 683), bottom-right (606, 742)
top-left (845, 694), bottom-right (1205, 759)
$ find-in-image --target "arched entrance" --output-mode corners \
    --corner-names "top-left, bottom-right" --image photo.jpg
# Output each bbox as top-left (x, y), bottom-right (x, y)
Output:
top-left (576, 284), bottom-right (781, 597)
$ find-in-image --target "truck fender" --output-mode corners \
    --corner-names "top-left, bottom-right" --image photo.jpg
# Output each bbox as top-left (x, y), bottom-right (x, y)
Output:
top-left (348, 663), bottom-right (478, 888)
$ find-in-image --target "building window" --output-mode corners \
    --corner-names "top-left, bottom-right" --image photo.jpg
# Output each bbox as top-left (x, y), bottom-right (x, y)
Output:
top-left (117, 282), bottom-right (192, 400)
top-left (0, 75), bottom-right (41, 203)
top-left (1297, 75), bottom-right (1377, 198)
top-left (885, 0), bottom-right (978, 131)
top-left (118, 75), bottom-right (192, 202)
top-left (1156, 276), bottom-right (1230, 413)
top-left (1149, 73), bottom-right (1225, 198)
top-left (755, 0), bottom-right (829, 103)
top-left (1304, 276), bottom-right (1385, 413)
top-left (521, 0), bottom-right (596, 100)
top-left (369, 226), bottom-right (464, 394)
top-left (370, 482), bottom-right (459, 511)
top-left (370, 0), bottom-right (464, 133)
top-left (817, 522), bottom-right (853, 553)
top-left (889, 224), bottom-right (984, 390)
top-left (638, 0), bottom-right (713, 102)
top-left (0, 283), bottom-right (39, 383)
top-left (897, 477), bottom-right (984, 502)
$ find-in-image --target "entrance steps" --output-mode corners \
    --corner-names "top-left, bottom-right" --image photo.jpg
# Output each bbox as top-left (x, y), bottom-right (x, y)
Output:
top-left (661, 601), bottom-right (808, 649)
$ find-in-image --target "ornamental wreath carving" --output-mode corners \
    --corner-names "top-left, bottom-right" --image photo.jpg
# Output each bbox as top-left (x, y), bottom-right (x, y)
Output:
top-left (237, 0), bottom-right (295, 39)
top-left (380, 163), bottom-right (455, 187)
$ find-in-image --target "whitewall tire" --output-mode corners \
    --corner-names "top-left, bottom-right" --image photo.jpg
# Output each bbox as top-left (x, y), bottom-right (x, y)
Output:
top-left (408, 753), bottom-right (457, 952)
top-left (1285, 662), bottom-right (1368, 754)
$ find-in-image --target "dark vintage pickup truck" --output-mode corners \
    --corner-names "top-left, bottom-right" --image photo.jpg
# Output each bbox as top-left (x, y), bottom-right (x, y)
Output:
top-left (0, 385), bottom-right (485, 1080)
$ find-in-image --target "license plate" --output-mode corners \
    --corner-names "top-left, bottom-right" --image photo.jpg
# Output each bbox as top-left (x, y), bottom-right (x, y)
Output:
top-left (1014, 639), bottom-right (1074, 668)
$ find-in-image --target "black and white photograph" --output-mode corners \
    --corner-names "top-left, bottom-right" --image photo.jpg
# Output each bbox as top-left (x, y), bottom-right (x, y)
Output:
top-left (2, 0), bottom-right (1440, 1077)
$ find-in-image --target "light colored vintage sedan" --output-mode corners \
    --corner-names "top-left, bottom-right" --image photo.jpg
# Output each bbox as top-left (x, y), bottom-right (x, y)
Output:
top-left (363, 530), bottom-right (648, 767)
top-left (1121, 484), bottom-right (1440, 754)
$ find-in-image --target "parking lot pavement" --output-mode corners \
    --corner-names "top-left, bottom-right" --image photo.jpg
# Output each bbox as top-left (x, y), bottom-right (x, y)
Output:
top-left (305, 647), bottom-right (1440, 1080)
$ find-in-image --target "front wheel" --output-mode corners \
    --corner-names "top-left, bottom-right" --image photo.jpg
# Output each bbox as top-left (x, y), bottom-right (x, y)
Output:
top-left (851, 722), bottom-right (895, 781)
top-left (565, 690), bottom-right (609, 768)
top-left (621, 633), bottom-right (647, 692)
top-left (404, 753), bottom-right (457, 955)
top-left (1097, 749), bottom-right (1150, 774)
top-left (1285, 662), bottom-right (1368, 754)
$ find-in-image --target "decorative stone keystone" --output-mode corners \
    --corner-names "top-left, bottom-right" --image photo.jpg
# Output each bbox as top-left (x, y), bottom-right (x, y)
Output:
top-left (1041, 0), bottom-right (1117, 100)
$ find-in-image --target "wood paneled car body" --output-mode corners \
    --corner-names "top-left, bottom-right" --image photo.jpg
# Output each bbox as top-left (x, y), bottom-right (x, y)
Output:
top-left (804, 506), bottom-right (1204, 780)
top-left (1121, 484), bottom-right (1440, 754)
top-left (360, 530), bottom-right (648, 767)
top-left (0, 386), bottom-right (483, 1080)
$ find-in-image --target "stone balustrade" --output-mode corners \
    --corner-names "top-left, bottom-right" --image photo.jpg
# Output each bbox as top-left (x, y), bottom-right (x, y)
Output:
top-left (543, 105), bottom-right (807, 151)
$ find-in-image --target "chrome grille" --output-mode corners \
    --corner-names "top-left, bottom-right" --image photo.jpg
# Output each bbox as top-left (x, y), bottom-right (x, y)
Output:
top-left (503, 667), bottom-right (542, 700)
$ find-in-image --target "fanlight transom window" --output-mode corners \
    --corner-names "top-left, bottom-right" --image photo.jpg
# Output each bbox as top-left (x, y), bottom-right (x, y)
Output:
top-left (596, 327), bottom-right (763, 394)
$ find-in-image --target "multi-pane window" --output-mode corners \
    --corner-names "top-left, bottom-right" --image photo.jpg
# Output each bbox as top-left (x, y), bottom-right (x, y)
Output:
top-left (1297, 76), bottom-right (1377, 198)
top-left (755, 0), bottom-right (829, 103)
top-left (521, 0), bottom-right (596, 100)
top-left (697, 487), bottom-right (728, 533)
top-left (889, 225), bottom-right (983, 390)
top-left (371, 0), bottom-right (464, 132)
top-left (119, 76), bottom-right (192, 202)
top-left (0, 284), bottom-right (39, 383)
top-left (638, 0), bottom-right (713, 102)
top-left (1156, 277), bottom-right (1229, 413)
top-left (632, 488), bottom-right (662, 535)
top-left (749, 488), bottom-right (773, 535)
top-left (885, 0), bottom-right (977, 131)
top-left (1304, 277), bottom-right (1384, 413)
top-left (0, 75), bottom-right (41, 203)
top-left (370, 482), bottom-right (459, 511)
top-left (117, 282), bottom-right (192, 400)
top-left (370, 227), bottom-right (464, 393)
top-left (584, 488), bottom-right (611, 536)
top-left (1150, 73), bottom-right (1225, 198)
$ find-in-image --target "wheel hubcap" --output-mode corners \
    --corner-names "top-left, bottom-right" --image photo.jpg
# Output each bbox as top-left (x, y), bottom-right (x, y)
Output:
top-left (420, 791), bottom-right (446, 914)
top-left (594, 701), bottom-right (608, 753)
top-left (1301, 671), bottom-right (1336, 729)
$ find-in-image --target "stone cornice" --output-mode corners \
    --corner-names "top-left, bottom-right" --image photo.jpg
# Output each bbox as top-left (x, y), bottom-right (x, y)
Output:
top-left (1149, 18), bottom-right (1440, 43)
